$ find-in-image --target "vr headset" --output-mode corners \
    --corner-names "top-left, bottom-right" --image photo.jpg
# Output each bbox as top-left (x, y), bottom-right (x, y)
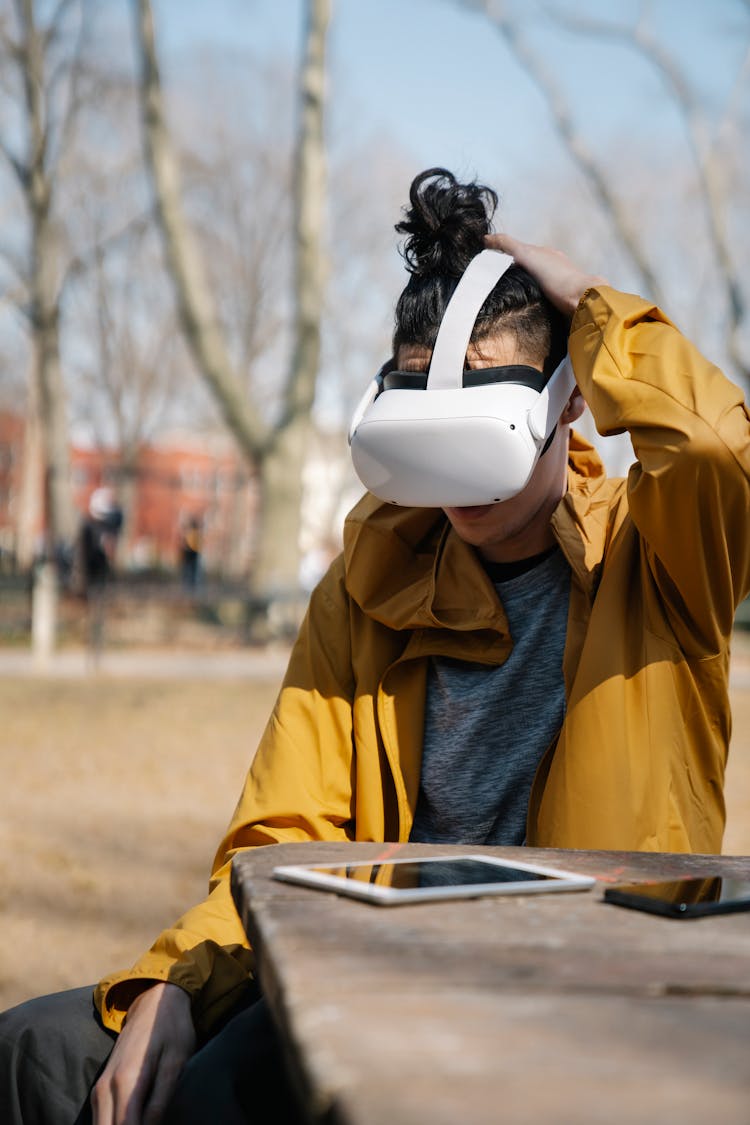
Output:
top-left (348, 249), bottom-right (575, 507)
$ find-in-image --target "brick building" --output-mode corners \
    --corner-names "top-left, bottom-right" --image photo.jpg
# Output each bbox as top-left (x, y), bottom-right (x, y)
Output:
top-left (0, 411), bottom-right (258, 578)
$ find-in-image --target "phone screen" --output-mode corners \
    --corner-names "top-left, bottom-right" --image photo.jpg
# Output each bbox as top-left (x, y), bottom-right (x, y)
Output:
top-left (604, 876), bottom-right (750, 917)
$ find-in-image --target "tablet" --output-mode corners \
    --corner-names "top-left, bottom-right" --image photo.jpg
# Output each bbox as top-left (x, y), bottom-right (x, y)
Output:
top-left (272, 854), bottom-right (596, 905)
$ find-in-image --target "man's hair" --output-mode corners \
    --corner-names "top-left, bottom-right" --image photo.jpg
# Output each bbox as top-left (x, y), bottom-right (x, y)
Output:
top-left (392, 168), bottom-right (567, 375)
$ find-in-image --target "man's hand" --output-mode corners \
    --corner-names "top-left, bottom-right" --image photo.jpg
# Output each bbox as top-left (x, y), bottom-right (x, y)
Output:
top-left (91, 981), bottom-right (197, 1125)
top-left (485, 233), bottom-right (608, 317)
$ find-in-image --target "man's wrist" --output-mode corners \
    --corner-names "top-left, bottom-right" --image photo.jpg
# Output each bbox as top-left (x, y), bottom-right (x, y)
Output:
top-left (124, 980), bottom-right (190, 1023)
top-left (568, 278), bottom-right (607, 317)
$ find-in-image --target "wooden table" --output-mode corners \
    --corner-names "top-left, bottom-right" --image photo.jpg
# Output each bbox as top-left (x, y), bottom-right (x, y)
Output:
top-left (231, 843), bottom-right (750, 1125)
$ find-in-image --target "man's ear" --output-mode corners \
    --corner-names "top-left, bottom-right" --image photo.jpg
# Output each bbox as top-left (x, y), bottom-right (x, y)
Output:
top-left (560, 387), bottom-right (585, 425)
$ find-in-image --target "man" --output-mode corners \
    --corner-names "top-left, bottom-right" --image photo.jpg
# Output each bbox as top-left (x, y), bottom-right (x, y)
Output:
top-left (2, 172), bottom-right (749, 1123)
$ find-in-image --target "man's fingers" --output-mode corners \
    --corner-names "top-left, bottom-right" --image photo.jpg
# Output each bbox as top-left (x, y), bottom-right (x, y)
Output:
top-left (91, 983), bottom-right (196, 1125)
top-left (141, 1051), bottom-right (188, 1125)
top-left (108, 1055), bottom-right (155, 1125)
top-left (484, 231), bottom-right (606, 315)
top-left (112, 1077), bottom-right (145, 1125)
top-left (484, 232), bottom-right (524, 256)
top-left (485, 232), bottom-right (566, 267)
top-left (90, 1082), bottom-right (113, 1125)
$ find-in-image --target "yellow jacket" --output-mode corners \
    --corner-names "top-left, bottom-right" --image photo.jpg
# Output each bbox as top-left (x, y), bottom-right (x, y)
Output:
top-left (97, 287), bottom-right (750, 1034)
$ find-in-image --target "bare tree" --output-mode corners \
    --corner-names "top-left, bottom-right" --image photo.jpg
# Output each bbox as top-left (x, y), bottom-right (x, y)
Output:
top-left (0, 0), bottom-right (99, 660)
top-left (541, 3), bottom-right (750, 380)
top-left (172, 50), bottom-right (296, 405)
top-left (0, 0), bottom-right (84, 561)
top-left (462, 0), bottom-right (665, 303)
top-left (132, 0), bottom-right (330, 612)
top-left (68, 221), bottom-right (184, 554)
top-left (254, 0), bottom-right (328, 601)
top-left (462, 0), bottom-right (749, 380)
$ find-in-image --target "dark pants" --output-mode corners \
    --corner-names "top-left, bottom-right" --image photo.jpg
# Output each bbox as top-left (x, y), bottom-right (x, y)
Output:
top-left (0, 986), bottom-right (305, 1125)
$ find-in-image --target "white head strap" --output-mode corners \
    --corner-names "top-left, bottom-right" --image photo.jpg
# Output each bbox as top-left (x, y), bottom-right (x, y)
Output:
top-left (426, 250), bottom-right (514, 390)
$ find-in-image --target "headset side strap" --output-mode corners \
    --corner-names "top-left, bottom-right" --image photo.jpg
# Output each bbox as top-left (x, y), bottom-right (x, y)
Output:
top-left (426, 250), bottom-right (514, 390)
top-left (527, 355), bottom-right (577, 443)
top-left (348, 376), bottom-right (381, 444)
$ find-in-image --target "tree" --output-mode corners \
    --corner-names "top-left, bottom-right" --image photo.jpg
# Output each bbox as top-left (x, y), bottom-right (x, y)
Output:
top-left (132, 0), bottom-right (331, 614)
top-left (67, 219), bottom-right (184, 554)
top-left (545, 3), bottom-right (749, 382)
top-left (0, 0), bottom-right (84, 564)
top-left (0, 0), bottom-right (100, 660)
top-left (461, 0), bottom-right (749, 383)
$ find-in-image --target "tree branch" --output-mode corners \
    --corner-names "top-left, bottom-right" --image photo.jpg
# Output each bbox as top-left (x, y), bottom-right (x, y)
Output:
top-left (61, 208), bottom-right (153, 291)
top-left (0, 238), bottom-right (30, 289)
top-left (45, 0), bottom-right (89, 180)
top-left (43, 0), bottom-right (80, 49)
top-left (543, 2), bottom-right (748, 375)
top-left (274, 0), bottom-right (329, 440)
top-left (464, 0), bottom-right (665, 302)
top-left (133, 0), bottom-right (269, 461)
top-left (0, 278), bottom-right (30, 317)
top-left (0, 136), bottom-right (29, 189)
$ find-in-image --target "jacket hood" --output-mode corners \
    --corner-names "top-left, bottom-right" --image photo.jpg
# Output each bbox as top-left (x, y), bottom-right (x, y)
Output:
top-left (343, 430), bottom-right (613, 633)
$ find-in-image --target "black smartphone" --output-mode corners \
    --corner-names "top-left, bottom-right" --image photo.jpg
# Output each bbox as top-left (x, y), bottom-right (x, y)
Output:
top-left (603, 876), bottom-right (750, 918)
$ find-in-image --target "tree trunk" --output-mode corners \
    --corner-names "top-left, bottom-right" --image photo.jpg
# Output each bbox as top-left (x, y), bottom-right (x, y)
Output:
top-left (252, 416), bottom-right (312, 603)
top-left (116, 462), bottom-right (139, 566)
top-left (31, 232), bottom-right (76, 553)
top-left (223, 473), bottom-right (252, 581)
top-left (252, 0), bottom-right (329, 608)
top-left (16, 377), bottom-right (44, 570)
top-left (18, 0), bottom-right (76, 657)
top-left (133, 0), bottom-right (267, 462)
top-left (22, 0), bottom-right (76, 553)
top-left (134, 0), bottom-right (330, 626)
top-left (31, 559), bottom-right (58, 666)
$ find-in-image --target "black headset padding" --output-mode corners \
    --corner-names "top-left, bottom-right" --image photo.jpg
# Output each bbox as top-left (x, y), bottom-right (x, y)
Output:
top-left (380, 364), bottom-right (549, 394)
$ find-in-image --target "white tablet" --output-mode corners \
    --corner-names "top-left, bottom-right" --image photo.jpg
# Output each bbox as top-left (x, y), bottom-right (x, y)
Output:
top-left (272, 854), bottom-right (596, 905)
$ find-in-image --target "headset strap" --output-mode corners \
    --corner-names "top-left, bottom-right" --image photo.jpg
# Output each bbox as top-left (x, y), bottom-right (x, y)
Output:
top-left (426, 249), bottom-right (514, 390)
top-left (528, 354), bottom-right (577, 443)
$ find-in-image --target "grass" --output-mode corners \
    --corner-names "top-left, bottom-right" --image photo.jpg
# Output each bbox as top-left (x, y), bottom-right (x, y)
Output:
top-left (1, 668), bottom-right (749, 1012)
top-left (0, 676), bottom-right (279, 1010)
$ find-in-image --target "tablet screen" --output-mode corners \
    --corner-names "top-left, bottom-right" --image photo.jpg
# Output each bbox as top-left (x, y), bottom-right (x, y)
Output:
top-left (272, 854), bottom-right (596, 904)
top-left (305, 858), bottom-right (571, 889)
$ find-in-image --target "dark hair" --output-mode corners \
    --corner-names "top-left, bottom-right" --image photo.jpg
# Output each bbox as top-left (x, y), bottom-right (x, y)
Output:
top-left (392, 168), bottom-right (567, 374)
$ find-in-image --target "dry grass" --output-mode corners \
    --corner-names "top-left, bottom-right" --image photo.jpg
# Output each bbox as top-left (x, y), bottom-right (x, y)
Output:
top-left (2, 667), bottom-right (749, 1013)
top-left (0, 676), bottom-right (279, 1011)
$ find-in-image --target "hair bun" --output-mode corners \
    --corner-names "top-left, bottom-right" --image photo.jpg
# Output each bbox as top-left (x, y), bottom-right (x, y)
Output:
top-left (395, 168), bottom-right (498, 278)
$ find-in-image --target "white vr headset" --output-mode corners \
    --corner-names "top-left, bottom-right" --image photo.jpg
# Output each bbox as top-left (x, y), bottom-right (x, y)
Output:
top-left (348, 249), bottom-right (576, 507)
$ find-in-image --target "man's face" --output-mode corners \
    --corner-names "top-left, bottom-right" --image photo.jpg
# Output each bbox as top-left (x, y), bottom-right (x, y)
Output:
top-left (396, 334), bottom-right (582, 564)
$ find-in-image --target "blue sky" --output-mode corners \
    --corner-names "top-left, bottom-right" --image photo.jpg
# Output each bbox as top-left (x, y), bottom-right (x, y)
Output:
top-left (156, 0), bottom-right (750, 193)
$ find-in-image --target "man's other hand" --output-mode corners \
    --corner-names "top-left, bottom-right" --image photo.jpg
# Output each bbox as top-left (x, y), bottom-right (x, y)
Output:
top-left (91, 981), bottom-right (196, 1125)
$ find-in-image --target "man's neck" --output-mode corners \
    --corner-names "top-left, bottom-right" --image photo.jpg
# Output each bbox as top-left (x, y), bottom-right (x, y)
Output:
top-left (481, 545), bottom-right (559, 583)
top-left (476, 516), bottom-right (557, 566)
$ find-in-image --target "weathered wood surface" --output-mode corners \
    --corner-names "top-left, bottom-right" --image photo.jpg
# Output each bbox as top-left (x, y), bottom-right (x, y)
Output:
top-left (231, 843), bottom-right (750, 1125)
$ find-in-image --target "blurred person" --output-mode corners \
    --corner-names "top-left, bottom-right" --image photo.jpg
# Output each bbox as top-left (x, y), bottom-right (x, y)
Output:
top-left (76, 489), bottom-right (123, 590)
top-left (2, 168), bottom-right (749, 1124)
top-left (179, 515), bottom-right (203, 591)
top-left (73, 487), bottom-right (123, 662)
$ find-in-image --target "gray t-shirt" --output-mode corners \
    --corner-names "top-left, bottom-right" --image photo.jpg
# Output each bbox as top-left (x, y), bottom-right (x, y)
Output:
top-left (409, 547), bottom-right (570, 846)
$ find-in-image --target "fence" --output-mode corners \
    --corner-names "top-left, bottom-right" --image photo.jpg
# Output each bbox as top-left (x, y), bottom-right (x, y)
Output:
top-left (0, 573), bottom-right (308, 650)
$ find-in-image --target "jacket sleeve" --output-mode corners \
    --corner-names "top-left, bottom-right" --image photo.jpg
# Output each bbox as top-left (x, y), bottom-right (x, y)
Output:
top-left (569, 286), bottom-right (750, 654)
top-left (95, 558), bottom-right (356, 1035)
